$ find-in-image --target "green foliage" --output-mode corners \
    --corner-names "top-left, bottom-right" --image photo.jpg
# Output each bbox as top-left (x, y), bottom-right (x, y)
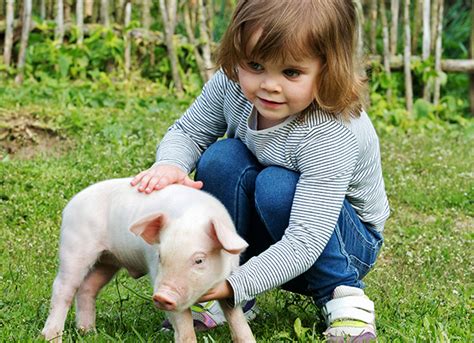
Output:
top-left (368, 60), bottom-right (471, 133)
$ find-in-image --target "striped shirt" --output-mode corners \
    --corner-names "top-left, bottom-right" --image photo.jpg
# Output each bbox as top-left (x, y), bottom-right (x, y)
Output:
top-left (156, 70), bottom-right (390, 304)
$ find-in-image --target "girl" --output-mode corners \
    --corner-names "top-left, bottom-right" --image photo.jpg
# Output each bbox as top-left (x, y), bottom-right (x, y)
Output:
top-left (132, 0), bottom-right (389, 340)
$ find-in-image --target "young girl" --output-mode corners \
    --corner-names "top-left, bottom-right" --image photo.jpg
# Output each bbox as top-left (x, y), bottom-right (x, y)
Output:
top-left (131, 0), bottom-right (389, 340)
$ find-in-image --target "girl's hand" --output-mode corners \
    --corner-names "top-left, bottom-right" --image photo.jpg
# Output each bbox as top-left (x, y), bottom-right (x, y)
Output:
top-left (130, 164), bottom-right (203, 193)
top-left (198, 281), bottom-right (234, 302)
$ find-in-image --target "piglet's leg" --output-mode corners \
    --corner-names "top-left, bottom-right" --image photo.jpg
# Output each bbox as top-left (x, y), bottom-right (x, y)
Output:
top-left (42, 248), bottom-right (101, 342)
top-left (219, 300), bottom-right (256, 343)
top-left (75, 263), bottom-right (120, 332)
top-left (167, 309), bottom-right (197, 343)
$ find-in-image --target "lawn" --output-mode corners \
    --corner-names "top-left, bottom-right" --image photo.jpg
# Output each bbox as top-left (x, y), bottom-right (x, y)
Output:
top-left (0, 79), bottom-right (472, 342)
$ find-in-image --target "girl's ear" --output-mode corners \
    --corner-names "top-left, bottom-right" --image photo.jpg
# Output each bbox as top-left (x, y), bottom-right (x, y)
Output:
top-left (129, 213), bottom-right (167, 245)
top-left (208, 218), bottom-right (248, 254)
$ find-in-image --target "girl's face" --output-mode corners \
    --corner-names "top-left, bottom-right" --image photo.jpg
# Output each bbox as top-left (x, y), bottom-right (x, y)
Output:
top-left (238, 57), bottom-right (321, 128)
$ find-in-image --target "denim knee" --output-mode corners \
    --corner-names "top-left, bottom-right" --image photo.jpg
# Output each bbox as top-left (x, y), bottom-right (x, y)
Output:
top-left (254, 166), bottom-right (299, 242)
top-left (196, 139), bottom-right (251, 179)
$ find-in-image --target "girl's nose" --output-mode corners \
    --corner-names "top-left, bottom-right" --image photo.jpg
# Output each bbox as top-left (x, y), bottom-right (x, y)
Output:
top-left (260, 77), bottom-right (282, 93)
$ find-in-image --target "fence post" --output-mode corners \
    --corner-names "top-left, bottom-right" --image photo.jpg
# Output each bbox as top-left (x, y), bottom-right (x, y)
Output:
top-left (433, 0), bottom-right (444, 105)
top-left (3, 0), bottom-right (14, 66)
top-left (470, 2), bottom-right (474, 115)
top-left (15, 0), bottom-right (32, 84)
top-left (404, 0), bottom-right (413, 113)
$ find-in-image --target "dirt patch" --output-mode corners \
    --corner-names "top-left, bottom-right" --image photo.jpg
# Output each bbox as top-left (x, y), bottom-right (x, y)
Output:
top-left (0, 110), bottom-right (68, 160)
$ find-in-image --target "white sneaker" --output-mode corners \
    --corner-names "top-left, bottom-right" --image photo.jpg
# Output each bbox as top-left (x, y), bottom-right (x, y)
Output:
top-left (322, 286), bottom-right (377, 342)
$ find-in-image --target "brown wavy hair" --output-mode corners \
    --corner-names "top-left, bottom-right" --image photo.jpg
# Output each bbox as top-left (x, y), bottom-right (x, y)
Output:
top-left (215, 0), bottom-right (367, 118)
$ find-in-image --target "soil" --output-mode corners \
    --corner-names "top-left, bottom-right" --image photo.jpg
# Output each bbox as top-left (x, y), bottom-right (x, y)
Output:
top-left (0, 110), bottom-right (68, 160)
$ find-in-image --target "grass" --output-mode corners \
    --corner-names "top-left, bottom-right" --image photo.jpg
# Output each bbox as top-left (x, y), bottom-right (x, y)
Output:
top-left (0, 78), bottom-right (472, 342)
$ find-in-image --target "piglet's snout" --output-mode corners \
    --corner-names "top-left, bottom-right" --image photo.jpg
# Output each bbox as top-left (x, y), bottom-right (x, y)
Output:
top-left (153, 290), bottom-right (178, 311)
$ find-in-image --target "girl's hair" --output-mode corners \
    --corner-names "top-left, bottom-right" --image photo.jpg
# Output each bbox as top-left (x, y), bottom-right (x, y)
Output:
top-left (216, 0), bottom-right (367, 118)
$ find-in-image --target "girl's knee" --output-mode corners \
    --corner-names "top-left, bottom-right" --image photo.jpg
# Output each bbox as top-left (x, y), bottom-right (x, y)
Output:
top-left (254, 167), bottom-right (299, 240)
top-left (255, 167), bottom-right (299, 207)
top-left (197, 139), bottom-right (246, 176)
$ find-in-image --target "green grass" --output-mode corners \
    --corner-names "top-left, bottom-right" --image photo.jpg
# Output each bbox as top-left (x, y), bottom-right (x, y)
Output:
top-left (0, 79), bottom-right (472, 342)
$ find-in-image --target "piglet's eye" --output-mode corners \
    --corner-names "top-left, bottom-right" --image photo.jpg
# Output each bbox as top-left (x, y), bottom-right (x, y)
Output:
top-left (192, 253), bottom-right (207, 266)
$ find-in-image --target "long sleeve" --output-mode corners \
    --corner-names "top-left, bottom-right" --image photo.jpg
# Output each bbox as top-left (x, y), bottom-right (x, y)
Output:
top-left (155, 71), bottom-right (230, 173)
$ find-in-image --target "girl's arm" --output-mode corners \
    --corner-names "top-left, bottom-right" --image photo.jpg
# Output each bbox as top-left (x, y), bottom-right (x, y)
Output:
top-left (132, 71), bottom-right (230, 191)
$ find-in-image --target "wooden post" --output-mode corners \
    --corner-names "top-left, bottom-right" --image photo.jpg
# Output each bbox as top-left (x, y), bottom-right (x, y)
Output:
top-left (40, 0), bottom-right (46, 19)
top-left (183, 2), bottom-right (206, 81)
top-left (142, 0), bottom-right (151, 29)
top-left (369, 0), bottom-right (377, 54)
top-left (100, 0), bottom-right (110, 26)
top-left (85, 0), bottom-right (93, 19)
top-left (124, 1), bottom-right (131, 75)
top-left (15, 0), bottom-right (31, 84)
top-left (115, 0), bottom-right (124, 24)
top-left (77, 0), bottom-right (84, 43)
top-left (3, 0), bottom-right (14, 66)
top-left (198, 0), bottom-right (213, 81)
top-left (430, 0), bottom-right (440, 54)
top-left (159, 0), bottom-right (183, 92)
top-left (422, 0), bottom-right (431, 101)
top-left (380, 0), bottom-right (392, 101)
top-left (433, 0), bottom-right (444, 105)
top-left (470, 1), bottom-right (474, 115)
top-left (404, 0), bottom-right (413, 113)
top-left (390, 0), bottom-right (400, 56)
top-left (412, 0), bottom-right (422, 54)
top-left (55, 0), bottom-right (64, 43)
top-left (64, 0), bottom-right (71, 23)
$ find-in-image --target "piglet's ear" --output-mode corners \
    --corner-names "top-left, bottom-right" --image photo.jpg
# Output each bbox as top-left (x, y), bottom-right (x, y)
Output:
top-left (129, 213), bottom-right (167, 245)
top-left (209, 218), bottom-right (248, 254)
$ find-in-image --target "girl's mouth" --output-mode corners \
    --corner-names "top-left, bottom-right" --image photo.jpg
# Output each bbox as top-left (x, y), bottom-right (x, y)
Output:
top-left (258, 97), bottom-right (285, 108)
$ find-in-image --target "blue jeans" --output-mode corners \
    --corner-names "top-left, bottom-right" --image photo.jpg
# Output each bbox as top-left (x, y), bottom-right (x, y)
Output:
top-left (195, 139), bottom-right (383, 306)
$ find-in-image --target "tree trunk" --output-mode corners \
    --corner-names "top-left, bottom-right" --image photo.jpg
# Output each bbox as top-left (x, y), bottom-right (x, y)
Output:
top-left (40, 0), bottom-right (46, 19)
top-left (198, 0), bottom-right (213, 81)
top-left (430, 0), bottom-right (440, 54)
top-left (92, 0), bottom-right (99, 23)
top-left (404, 0), bottom-right (413, 113)
top-left (100, 0), bottom-right (109, 26)
top-left (422, 0), bottom-right (431, 101)
top-left (3, 0), bottom-right (14, 66)
top-left (15, 0), bottom-right (31, 84)
top-left (159, 0), bottom-right (183, 92)
top-left (85, 0), bottom-right (93, 19)
top-left (354, 0), bottom-right (364, 60)
top-left (412, 0), bottom-right (422, 54)
top-left (390, 0), bottom-right (400, 56)
top-left (369, 0), bottom-right (377, 54)
top-left (115, 0), bottom-right (124, 24)
top-left (433, 0), bottom-right (444, 105)
top-left (380, 0), bottom-right (392, 101)
top-left (64, 0), bottom-right (71, 23)
top-left (183, 2), bottom-right (206, 81)
top-left (55, 0), bottom-right (64, 43)
top-left (77, 0), bottom-right (84, 43)
top-left (471, 0), bottom-right (474, 115)
top-left (142, 0), bottom-right (151, 29)
top-left (124, 1), bottom-right (131, 75)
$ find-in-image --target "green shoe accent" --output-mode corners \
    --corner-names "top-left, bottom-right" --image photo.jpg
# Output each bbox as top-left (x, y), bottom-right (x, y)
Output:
top-left (191, 300), bottom-right (216, 313)
top-left (331, 320), bottom-right (368, 328)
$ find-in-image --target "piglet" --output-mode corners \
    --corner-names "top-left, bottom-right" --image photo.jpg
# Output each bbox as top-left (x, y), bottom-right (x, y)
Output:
top-left (41, 178), bottom-right (255, 343)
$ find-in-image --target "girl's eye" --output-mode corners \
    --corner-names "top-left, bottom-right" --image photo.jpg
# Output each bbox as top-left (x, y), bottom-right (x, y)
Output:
top-left (247, 62), bottom-right (263, 71)
top-left (284, 69), bottom-right (301, 78)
